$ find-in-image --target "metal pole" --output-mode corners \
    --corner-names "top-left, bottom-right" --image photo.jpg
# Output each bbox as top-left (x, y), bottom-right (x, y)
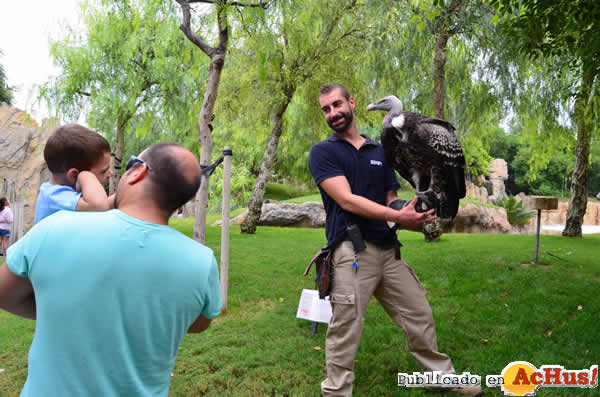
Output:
top-left (220, 147), bottom-right (232, 312)
top-left (535, 209), bottom-right (541, 264)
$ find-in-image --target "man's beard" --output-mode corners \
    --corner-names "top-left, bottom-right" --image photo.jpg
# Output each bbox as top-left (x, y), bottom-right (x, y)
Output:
top-left (327, 110), bottom-right (353, 133)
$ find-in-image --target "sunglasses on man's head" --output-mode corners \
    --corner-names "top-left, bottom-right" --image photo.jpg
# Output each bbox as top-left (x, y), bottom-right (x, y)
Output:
top-left (126, 156), bottom-right (153, 172)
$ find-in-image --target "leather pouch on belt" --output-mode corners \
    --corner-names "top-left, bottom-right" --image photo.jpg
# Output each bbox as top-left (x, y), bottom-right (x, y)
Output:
top-left (304, 247), bottom-right (333, 299)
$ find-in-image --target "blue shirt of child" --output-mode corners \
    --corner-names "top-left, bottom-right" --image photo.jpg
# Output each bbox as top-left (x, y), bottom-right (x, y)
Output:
top-left (34, 182), bottom-right (82, 223)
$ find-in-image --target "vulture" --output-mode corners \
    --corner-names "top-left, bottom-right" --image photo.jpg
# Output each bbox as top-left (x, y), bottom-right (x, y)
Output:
top-left (366, 95), bottom-right (466, 219)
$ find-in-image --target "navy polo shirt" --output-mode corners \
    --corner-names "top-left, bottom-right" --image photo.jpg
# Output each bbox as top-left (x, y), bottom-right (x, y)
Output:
top-left (309, 133), bottom-right (401, 249)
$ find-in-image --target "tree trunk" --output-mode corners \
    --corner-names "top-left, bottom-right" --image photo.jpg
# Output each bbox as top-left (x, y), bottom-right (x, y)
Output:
top-left (433, 33), bottom-right (449, 120)
top-left (193, 52), bottom-right (225, 244)
top-left (240, 98), bottom-right (292, 234)
top-left (109, 125), bottom-right (125, 195)
top-left (562, 68), bottom-right (595, 237)
top-left (424, 33), bottom-right (450, 242)
top-left (109, 113), bottom-right (131, 195)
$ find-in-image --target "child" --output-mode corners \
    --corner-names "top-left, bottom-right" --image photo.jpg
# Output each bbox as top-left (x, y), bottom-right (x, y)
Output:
top-left (35, 124), bottom-right (114, 224)
top-left (0, 197), bottom-right (13, 256)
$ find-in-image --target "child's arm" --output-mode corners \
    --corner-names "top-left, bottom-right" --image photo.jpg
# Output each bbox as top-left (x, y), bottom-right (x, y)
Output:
top-left (108, 194), bottom-right (116, 209)
top-left (75, 171), bottom-right (110, 212)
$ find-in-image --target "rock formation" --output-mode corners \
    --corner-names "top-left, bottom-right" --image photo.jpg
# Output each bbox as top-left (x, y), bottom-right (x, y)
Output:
top-left (444, 204), bottom-right (512, 234)
top-left (486, 158), bottom-right (508, 200)
top-left (0, 104), bottom-right (54, 240)
top-left (466, 159), bottom-right (508, 204)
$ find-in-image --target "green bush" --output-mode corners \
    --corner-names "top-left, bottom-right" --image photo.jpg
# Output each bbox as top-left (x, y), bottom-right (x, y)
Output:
top-left (493, 194), bottom-right (536, 225)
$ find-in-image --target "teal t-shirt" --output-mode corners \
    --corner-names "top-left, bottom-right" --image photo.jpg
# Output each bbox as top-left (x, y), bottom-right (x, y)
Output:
top-left (34, 182), bottom-right (82, 224)
top-left (7, 210), bottom-right (222, 397)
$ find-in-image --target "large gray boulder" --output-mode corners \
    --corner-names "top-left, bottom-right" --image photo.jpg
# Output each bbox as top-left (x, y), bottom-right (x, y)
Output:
top-left (0, 104), bottom-right (54, 240)
top-left (218, 201), bottom-right (326, 228)
top-left (259, 202), bottom-right (325, 227)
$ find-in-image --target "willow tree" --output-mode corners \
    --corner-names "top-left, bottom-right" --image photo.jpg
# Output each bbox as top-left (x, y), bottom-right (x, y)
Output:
top-left (174, 0), bottom-right (268, 243)
top-left (239, 0), bottom-right (367, 234)
top-left (363, 0), bottom-right (502, 176)
top-left (491, 0), bottom-right (600, 237)
top-left (356, 0), bottom-right (506, 240)
top-left (42, 0), bottom-right (205, 194)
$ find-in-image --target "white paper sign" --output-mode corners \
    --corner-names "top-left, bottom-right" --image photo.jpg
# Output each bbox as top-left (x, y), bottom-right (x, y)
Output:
top-left (296, 289), bottom-right (332, 324)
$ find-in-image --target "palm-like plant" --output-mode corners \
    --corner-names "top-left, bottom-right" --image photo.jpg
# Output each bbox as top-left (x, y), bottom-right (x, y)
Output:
top-left (493, 194), bottom-right (536, 225)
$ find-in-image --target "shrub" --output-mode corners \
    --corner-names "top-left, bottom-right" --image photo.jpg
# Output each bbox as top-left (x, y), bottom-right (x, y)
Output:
top-left (493, 195), bottom-right (536, 225)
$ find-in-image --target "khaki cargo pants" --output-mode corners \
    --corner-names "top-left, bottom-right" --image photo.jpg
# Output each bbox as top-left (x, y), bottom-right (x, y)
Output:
top-left (321, 241), bottom-right (455, 396)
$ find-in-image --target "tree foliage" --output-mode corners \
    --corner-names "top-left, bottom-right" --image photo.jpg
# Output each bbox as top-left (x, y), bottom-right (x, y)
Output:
top-left (41, 0), bottom-right (207, 192)
top-left (489, 0), bottom-right (600, 236)
top-left (361, 0), bottom-right (502, 178)
top-left (235, 0), bottom-right (369, 233)
top-left (0, 50), bottom-right (14, 105)
top-left (37, 0), bottom-right (600, 229)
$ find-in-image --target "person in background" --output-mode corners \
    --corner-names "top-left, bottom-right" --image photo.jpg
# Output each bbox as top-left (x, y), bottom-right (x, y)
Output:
top-left (0, 197), bottom-right (13, 257)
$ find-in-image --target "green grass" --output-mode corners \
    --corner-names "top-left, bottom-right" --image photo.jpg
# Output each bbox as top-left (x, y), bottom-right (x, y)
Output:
top-left (283, 194), bottom-right (322, 203)
top-left (1, 224), bottom-right (599, 396)
top-left (264, 182), bottom-right (317, 202)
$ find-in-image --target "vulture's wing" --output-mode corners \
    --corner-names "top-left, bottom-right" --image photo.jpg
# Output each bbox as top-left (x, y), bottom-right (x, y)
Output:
top-left (381, 123), bottom-right (415, 189)
top-left (415, 117), bottom-right (466, 199)
top-left (381, 113), bottom-right (416, 188)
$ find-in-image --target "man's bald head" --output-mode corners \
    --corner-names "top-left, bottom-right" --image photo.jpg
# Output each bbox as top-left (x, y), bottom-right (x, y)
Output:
top-left (137, 143), bottom-right (201, 215)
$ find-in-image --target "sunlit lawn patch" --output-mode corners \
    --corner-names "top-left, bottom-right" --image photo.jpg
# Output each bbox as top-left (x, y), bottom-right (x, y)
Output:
top-left (1, 222), bottom-right (598, 396)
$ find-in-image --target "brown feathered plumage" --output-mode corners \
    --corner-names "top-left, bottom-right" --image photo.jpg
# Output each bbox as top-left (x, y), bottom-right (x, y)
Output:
top-left (367, 95), bottom-right (466, 219)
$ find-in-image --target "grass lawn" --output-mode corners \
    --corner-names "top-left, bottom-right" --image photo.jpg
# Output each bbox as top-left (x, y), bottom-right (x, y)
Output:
top-left (1, 223), bottom-right (598, 396)
top-left (265, 182), bottom-right (318, 202)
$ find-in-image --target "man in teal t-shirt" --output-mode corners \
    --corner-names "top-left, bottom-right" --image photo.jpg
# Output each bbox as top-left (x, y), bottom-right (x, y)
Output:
top-left (0, 143), bottom-right (221, 397)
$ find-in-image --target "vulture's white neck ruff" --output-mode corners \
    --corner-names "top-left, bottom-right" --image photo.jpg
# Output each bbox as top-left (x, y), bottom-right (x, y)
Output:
top-left (391, 114), bottom-right (405, 129)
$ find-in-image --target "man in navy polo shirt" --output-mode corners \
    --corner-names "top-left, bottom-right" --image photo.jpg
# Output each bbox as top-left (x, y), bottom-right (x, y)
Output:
top-left (309, 83), bottom-right (482, 397)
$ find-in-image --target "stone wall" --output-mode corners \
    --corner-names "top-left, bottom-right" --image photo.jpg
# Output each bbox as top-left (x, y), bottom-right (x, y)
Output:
top-left (534, 201), bottom-right (600, 226)
top-left (0, 104), bottom-right (53, 241)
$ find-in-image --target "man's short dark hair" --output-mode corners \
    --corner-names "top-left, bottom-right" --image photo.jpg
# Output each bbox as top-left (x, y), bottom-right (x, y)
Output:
top-left (140, 143), bottom-right (201, 215)
top-left (319, 83), bottom-right (350, 100)
top-left (44, 124), bottom-right (111, 173)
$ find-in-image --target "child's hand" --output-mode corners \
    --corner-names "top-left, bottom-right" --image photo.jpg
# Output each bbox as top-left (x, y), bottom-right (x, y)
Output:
top-left (75, 171), bottom-right (84, 193)
top-left (76, 171), bottom-right (97, 193)
top-left (75, 171), bottom-right (109, 212)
